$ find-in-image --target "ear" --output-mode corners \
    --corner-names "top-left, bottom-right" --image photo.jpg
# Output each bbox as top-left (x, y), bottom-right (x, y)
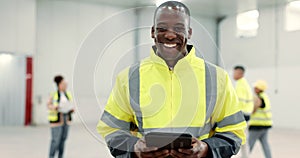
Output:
top-left (188, 27), bottom-right (192, 39)
top-left (151, 26), bottom-right (155, 39)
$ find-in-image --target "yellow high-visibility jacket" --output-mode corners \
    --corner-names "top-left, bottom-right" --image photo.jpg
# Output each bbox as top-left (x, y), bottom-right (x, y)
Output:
top-left (48, 91), bottom-right (72, 123)
top-left (97, 46), bottom-right (246, 157)
top-left (249, 92), bottom-right (272, 127)
top-left (235, 78), bottom-right (254, 116)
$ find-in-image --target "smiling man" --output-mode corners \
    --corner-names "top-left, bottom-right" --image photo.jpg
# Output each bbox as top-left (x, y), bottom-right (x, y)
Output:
top-left (97, 1), bottom-right (246, 158)
top-left (151, 3), bottom-right (192, 69)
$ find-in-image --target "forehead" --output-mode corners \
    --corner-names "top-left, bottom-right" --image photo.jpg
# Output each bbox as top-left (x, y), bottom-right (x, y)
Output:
top-left (234, 69), bottom-right (243, 73)
top-left (155, 7), bottom-right (188, 25)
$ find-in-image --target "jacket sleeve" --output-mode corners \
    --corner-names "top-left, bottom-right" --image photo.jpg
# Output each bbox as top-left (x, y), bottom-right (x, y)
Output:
top-left (235, 82), bottom-right (247, 106)
top-left (97, 72), bottom-right (139, 158)
top-left (202, 73), bottom-right (247, 158)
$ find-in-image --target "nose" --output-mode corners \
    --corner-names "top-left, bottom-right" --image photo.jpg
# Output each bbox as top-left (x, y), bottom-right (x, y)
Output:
top-left (164, 30), bottom-right (177, 40)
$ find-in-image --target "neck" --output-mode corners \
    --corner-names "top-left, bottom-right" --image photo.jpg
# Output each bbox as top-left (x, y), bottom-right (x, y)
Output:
top-left (163, 48), bottom-right (188, 68)
top-left (237, 76), bottom-right (243, 80)
top-left (166, 60), bottom-right (177, 69)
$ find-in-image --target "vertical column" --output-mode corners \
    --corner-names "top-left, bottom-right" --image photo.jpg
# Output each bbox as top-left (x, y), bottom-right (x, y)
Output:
top-left (25, 57), bottom-right (33, 125)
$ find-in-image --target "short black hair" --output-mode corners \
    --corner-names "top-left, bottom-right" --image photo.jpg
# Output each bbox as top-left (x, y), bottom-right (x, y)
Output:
top-left (54, 75), bottom-right (64, 87)
top-left (234, 65), bottom-right (245, 72)
top-left (153, 1), bottom-right (191, 25)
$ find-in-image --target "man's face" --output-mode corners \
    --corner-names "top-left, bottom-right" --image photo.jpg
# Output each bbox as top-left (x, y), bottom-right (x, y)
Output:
top-left (254, 87), bottom-right (261, 94)
top-left (233, 69), bottom-right (243, 80)
top-left (151, 7), bottom-right (192, 62)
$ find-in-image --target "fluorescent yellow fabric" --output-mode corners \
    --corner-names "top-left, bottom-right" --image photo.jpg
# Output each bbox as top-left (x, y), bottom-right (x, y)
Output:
top-left (249, 92), bottom-right (272, 127)
top-left (48, 91), bottom-right (72, 122)
top-left (97, 46), bottom-right (246, 144)
top-left (235, 78), bottom-right (254, 115)
top-left (212, 70), bottom-right (247, 144)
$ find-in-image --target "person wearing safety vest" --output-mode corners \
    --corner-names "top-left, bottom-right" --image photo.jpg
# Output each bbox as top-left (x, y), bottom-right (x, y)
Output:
top-left (248, 80), bottom-right (272, 158)
top-left (47, 75), bottom-right (74, 158)
top-left (97, 1), bottom-right (246, 158)
top-left (233, 66), bottom-right (254, 121)
top-left (232, 66), bottom-right (254, 158)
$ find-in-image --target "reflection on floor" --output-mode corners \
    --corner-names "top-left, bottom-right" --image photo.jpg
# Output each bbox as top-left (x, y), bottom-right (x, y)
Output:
top-left (0, 124), bottom-right (298, 158)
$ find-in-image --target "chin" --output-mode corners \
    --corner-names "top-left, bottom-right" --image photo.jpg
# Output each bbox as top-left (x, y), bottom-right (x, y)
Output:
top-left (158, 50), bottom-right (182, 60)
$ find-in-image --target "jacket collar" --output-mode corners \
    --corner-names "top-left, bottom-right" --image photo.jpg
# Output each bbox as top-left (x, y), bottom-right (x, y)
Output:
top-left (150, 44), bottom-right (196, 68)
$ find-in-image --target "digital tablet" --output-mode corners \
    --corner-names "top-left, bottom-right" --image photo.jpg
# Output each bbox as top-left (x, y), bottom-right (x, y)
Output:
top-left (145, 132), bottom-right (192, 150)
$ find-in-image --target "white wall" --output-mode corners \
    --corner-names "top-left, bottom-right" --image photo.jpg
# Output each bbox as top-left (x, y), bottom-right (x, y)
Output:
top-left (0, 0), bottom-right (36, 55)
top-left (34, 0), bottom-right (135, 128)
top-left (0, 0), bottom-right (36, 126)
top-left (220, 6), bottom-right (300, 129)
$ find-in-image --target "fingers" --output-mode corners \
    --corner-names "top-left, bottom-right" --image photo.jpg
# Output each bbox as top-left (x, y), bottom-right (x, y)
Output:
top-left (141, 149), bottom-right (170, 158)
top-left (170, 149), bottom-right (185, 158)
top-left (191, 137), bottom-right (198, 144)
top-left (141, 147), bottom-right (158, 152)
top-left (178, 148), bottom-right (196, 155)
top-left (135, 139), bottom-right (158, 153)
top-left (135, 139), bottom-right (170, 158)
top-left (175, 140), bottom-right (208, 158)
top-left (171, 149), bottom-right (201, 158)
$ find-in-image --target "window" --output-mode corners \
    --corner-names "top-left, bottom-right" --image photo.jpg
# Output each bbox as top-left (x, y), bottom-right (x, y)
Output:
top-left (236, 10), bottom-right (260, 38)
top-left (285, 1), bottom-right (300, 32)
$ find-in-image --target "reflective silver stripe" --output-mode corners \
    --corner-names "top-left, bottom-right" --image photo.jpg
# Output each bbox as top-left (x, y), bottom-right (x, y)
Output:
top-left (115, 153), bottom-right (133, 158)
top-left (205, 62), bottom-right (217, 121)
top-left (250, 118), bottom-right (272, 121)
top-left (143, 122), bottom-right (212, 138)
top-left (256, 110), bottom-right (272, 113)
top-left (105, 130), bottom-right (139, 154)
top-left (101, 110), bottom-right (131, 131)
top-left (129, 63), bottom-right (144, 133)
top-left (216, 111), bottom-right (245, 128)
top-left (215, 132), bottom-right (242, 153)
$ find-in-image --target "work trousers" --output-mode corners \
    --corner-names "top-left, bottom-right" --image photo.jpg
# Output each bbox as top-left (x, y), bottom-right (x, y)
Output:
top-left (249, 128), bottom-right (272, 158)
top-left (49, 114), bottom-right (69, 158)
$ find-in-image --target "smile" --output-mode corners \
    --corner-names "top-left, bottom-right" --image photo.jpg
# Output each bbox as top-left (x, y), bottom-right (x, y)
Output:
top-left (163, 43), bottom-right (177, 48)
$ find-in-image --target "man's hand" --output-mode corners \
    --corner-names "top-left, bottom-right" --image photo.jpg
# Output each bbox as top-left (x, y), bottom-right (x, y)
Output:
top-left (134, 138), bottom-right (170, 158)
top-left (170, 138), bottom-right (208, 158)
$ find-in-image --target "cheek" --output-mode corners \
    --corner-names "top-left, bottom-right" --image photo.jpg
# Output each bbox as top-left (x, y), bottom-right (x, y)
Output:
top-left (155, 34), bottom-right (164, 42)
top-left (177, 33), bottom-right (186, 41)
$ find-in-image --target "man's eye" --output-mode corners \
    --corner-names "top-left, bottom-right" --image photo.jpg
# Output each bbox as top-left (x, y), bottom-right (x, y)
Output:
top-left (174, 27), bottom-right (185, 32)
top-left (156, 27), bottom-right (167, 32)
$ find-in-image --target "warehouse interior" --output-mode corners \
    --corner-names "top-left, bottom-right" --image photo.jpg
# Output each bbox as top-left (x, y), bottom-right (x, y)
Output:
top-left (1, 0), bottom-right (300, 157)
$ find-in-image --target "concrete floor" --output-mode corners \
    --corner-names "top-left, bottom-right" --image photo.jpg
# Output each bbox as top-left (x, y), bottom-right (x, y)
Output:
top-left (0, 124), bottom-right (299, 158)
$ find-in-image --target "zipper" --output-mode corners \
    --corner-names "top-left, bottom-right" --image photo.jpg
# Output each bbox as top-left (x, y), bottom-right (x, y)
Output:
top-left (169, 69), bottom-right (173, 130)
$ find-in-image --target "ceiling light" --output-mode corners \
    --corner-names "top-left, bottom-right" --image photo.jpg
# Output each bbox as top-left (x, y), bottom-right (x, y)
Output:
top-left (156, 0), bottom-right (182, 7)
top-left (0, 53), bottom-right (13, 64)
top-left (288, 0), bottom-right (300, 9)
top-left (237, 10), bottom-right (260, 30)
top-left (285, 1), bottom-right (300, 31)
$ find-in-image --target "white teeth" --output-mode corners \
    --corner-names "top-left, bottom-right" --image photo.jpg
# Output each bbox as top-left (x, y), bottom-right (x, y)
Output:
top-left (163, 43), bottom-right (177, 48)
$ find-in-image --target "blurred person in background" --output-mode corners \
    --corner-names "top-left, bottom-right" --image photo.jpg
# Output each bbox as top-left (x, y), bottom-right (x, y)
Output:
top-left (248, 80), bottom-right (272, 158)
top-left (232, 65), bottom-right (254, 158)
top-left (47, 75), bottom-right (74, 158)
